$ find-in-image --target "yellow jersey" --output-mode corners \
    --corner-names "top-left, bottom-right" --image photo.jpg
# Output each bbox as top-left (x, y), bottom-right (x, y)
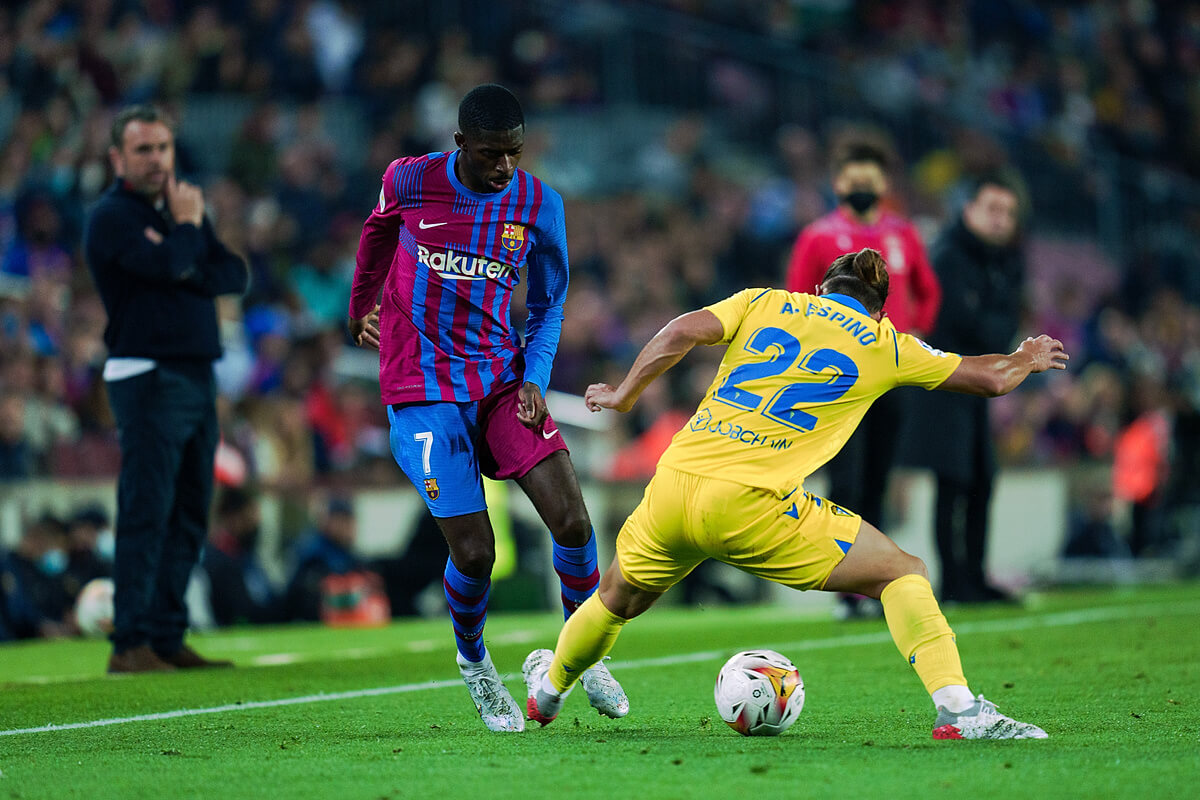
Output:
top-left (657, 289), bottom-right (962, 496)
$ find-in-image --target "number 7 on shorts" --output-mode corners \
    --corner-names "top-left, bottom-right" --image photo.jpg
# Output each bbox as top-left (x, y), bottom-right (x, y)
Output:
top-left (414, 431), bottom-right (433, 475)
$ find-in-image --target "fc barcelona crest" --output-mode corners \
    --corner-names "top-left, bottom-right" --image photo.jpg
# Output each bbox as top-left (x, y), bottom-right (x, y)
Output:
top-left (501, 223), bottom-right (526, 251)
top-left (424, 478), bottom-right (440, 500)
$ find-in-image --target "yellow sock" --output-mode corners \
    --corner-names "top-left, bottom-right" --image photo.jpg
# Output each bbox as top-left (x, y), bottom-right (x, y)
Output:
top-left (880, 574), bottom-right (967, 695)
top-left (548, 594), bottom-right (627, 693)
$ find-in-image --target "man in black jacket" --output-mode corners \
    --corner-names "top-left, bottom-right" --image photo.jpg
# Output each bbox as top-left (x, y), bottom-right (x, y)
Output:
top-left (906, 173), bottom-right (1025, 604)
top-left (84, 105), bottom-right (248, 672)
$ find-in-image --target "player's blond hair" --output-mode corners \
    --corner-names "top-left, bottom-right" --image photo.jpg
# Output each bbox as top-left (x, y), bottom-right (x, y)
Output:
top-left (820, 248), bottom-right (890, 313)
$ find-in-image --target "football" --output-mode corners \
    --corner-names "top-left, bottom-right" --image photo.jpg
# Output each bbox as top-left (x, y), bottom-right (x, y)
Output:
top-left (74, 577), bottom-right (115, 637)
top-left (714, 649), bottom-right (805, 736)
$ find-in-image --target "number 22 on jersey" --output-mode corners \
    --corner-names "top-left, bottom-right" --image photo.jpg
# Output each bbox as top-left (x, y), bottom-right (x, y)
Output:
top-left (713, 326), bottom-right (859, 432)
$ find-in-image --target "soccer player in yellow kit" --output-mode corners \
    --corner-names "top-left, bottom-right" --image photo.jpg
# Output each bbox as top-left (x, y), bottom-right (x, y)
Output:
top-left (523, 248), bottom-right (1068, 740)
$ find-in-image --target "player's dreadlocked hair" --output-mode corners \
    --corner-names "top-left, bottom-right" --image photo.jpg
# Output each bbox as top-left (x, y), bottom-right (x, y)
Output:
top-left (458, 84), bottom-right (525, 135)
top-left (820, 248), bottom-right (890, 314)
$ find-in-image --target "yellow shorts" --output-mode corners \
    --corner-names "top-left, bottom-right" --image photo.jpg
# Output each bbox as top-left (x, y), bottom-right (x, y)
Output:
top-left (615, 467), bottom-right (861, 593)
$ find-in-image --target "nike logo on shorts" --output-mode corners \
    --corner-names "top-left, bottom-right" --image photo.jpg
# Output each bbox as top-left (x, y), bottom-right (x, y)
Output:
top-left (542, 428), bottom-right (560, 440)
top-left (418, 219), bottom-right (447, 229)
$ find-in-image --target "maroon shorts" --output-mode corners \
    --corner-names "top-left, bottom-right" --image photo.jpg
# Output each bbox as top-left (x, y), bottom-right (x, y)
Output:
top-left (476, 378), bottom-right (569, 480)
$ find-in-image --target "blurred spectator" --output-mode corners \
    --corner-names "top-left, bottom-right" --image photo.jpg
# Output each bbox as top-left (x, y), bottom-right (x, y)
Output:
top-left (227, 101), bottom-right (282, 196)
top-left (907, 172), bottom-right (1026, 603)
top-left (284, 495), bottom-right (381, 622)
top-left (243, 306), bottom-right (291, 395)
top-left (26, 354), bottom-right (81, 465)
top-left (63, 504), bottom-right (112, 599)
top-left (785, 133), bottom-right (943, 468)
top-left (1063, 478), bottom-right (1129, 559)
top-left (1, 193), bottom-right (73, 288)
top-left (289, 240), bottom-right (353, 329)
top-left (1112, 374), bottom-right (1173, 556)
top-left (0, 390), bottom-right (33, 480)
top-left (304, 1), bottom-right (365, 94)
top-left (200, 486), bottom-right (284, 626)
top-left (373, 511), bottom-right (449, 617)
top-left (784, 134), bottom-right (941, 619)
top-left (0, 513), bottom-right (75, 639)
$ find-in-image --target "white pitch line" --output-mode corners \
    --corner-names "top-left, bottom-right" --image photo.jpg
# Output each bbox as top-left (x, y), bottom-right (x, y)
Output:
top-left (1, 599), bottom-right (1193, 738)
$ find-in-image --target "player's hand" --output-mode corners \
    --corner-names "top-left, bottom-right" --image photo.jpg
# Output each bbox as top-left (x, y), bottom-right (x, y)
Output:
top-left (1018, 334), bottom-right (1069, 373)
top-left (517, 381), bottom-right (549, 430)
top-left (585, 383), bottom-right (632, 413)
top-left (349, 305), bottom-right (381, 350)
top-left (166, 173), bottom-right (204, 227)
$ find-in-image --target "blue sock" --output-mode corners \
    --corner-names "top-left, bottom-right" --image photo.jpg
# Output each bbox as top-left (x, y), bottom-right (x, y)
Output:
top-left (443, 558), bottom-right (489, 662)
top-left (553, 531), bottom-right (600, 620)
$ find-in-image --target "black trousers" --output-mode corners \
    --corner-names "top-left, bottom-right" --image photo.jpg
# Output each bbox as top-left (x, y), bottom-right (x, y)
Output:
top-left (933, 400), bottom-right (995, 600)
top-left (822, 388), bottom-right (914, 528)
top-left (106, 361), bottom-right (217, 654)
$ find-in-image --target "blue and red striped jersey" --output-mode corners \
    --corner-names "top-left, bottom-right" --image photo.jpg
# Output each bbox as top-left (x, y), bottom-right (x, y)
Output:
top-left (351, 150), bottom-right (568, 404)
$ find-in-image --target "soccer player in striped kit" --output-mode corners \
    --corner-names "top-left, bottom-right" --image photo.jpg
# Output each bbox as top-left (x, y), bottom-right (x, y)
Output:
top-left (348, 84), bottom-right (626, 732)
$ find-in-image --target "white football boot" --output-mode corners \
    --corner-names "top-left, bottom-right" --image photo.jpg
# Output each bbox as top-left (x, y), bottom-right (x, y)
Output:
top-left (932, 695), bottom-right (1048, 740)
top-left (457, 651), bottom-right (524, 732)
top-left (580, 657), bottom-right (629, 719)
top-left (522, 648), bottom-right (569, 726)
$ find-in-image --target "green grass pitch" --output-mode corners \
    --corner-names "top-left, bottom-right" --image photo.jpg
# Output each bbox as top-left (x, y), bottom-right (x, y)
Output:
top-left (1, 583), bottom-right (1198, 800)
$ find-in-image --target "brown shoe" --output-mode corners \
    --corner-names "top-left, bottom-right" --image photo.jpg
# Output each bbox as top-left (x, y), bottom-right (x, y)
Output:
top-left (158, 644), bottom-right (233, 669)
top-left (108, 644), bottom-right (178, 674)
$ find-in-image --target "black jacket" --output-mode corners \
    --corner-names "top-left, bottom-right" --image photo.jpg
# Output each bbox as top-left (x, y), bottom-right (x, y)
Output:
top-left (904, 217), bottom-right (1025, 477)
top-left (83, 181), bottom-right (248, 361)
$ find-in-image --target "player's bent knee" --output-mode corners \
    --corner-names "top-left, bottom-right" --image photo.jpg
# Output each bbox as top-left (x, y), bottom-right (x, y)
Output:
top-left (552, 509), bottom-right (592, 546)
top-left (862, 554), bottom-right (928, 598)
top-left (902, 554), bottom-right (929, 581)
top-left (450, 543), bottom-right (495, 578)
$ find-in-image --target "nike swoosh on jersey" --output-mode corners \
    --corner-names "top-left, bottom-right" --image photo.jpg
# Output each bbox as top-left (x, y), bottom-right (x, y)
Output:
top-left (418, 219), bottom-right (447, 229)
top-left (542, 428), bottom-right (560, 440)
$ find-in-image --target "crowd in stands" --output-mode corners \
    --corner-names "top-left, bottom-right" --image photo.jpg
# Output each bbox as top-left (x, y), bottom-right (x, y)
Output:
top-left (1, 0), bottom-right (1198, 636)
top-left (0, 489), bottom-right (443, 640)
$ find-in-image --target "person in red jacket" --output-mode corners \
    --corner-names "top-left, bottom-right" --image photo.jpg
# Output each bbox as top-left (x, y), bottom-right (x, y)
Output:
top-left (785, 137), bottom-right (942, 618)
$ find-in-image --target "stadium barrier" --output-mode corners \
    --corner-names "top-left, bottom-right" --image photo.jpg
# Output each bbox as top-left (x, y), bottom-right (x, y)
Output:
top-left (0, 466), bottom-right (1071, 617)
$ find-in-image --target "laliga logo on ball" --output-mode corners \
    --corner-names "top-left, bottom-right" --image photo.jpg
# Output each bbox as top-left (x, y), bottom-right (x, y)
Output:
top-left (714, 649), bottom-right (805, 736)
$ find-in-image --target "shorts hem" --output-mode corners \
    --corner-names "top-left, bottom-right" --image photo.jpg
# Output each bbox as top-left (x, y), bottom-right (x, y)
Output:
top-left (428, 503), bottom-right (489, 519)
top-left (615, 551), bottom-right (687, 594)
top-left (487, 441), bottom-right (569, 481)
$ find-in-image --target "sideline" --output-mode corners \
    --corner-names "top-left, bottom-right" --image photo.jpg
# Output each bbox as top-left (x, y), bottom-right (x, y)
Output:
top-left (2, 600), bottom-right (1191, 738)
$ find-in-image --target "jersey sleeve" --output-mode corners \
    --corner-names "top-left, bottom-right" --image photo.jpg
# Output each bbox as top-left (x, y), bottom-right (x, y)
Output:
top-left (893, 330), bottom-right (962, 389)
top-left (704, 288), bottom-right (763, 344)
top-left (521, 187), bottom-right (569, 396)
top-left (349, 159), bottom-right (407, 319)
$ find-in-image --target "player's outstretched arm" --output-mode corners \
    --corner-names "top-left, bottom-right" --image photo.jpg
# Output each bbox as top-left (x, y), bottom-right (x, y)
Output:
top-left (586, 309), bottom-right (724, 413)
top-left (938, 334), bottom-right (1068, 397)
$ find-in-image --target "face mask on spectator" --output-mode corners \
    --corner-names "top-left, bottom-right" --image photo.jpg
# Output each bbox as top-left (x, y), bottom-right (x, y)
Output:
top-left (38, 548), bottom-right (67, 576)
top-left (96, 529), bottom-right (115, 561)
top-left (840, 190), bottom-right (880, 214)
